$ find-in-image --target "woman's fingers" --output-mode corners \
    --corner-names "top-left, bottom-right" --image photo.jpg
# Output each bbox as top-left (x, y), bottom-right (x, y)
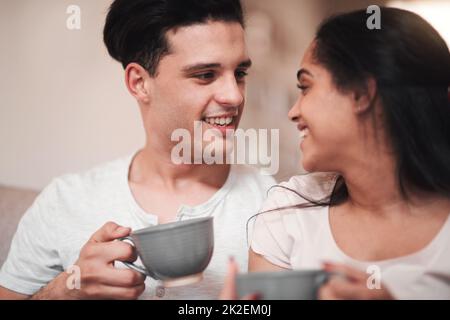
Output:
top-left (321, 277), bottom-right (369, 300)
top-left (323, 261), bottom-right (367, 283)
top-left (219, 257), bottom-right (239, 300)
top-left (242, 293), bottom-right (261, 300)
top-left (318, 284), bottom-right (339, 300)
top-left (319, 261), bottom-right (370, 300)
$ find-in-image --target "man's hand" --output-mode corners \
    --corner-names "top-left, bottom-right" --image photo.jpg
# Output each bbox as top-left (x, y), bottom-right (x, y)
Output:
top-left (318, 262), bottom-right (393, 300)
top-left (33, 222), bottom-right (146, 300)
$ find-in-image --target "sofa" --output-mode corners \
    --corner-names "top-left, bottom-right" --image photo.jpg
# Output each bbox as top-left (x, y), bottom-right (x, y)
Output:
top-left (0, 186), bottom-right (38, 267)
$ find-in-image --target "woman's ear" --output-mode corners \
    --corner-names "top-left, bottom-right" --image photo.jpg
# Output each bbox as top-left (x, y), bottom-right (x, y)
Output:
top-left (354, 78), bottom-right (377, 114)
top-left (125, 63), bottom-right (151, 104)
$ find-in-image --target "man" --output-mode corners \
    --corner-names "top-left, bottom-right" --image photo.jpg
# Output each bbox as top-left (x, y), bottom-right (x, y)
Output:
top-left (0, 0), bottom-right (275, 299)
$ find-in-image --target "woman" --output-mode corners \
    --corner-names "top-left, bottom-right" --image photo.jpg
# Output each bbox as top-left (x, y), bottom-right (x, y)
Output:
top-left (222, 7), bottom-right (450, 300)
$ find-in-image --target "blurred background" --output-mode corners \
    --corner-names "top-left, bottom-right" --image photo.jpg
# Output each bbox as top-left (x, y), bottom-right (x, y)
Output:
top-left (1, 0), bottom-right (449, 190)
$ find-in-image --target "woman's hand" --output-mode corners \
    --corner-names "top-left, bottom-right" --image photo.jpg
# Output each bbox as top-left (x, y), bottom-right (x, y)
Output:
top-left (318, 262), bottom-right (394, 300)
top-left (219, 257), bottom-right (260, 300)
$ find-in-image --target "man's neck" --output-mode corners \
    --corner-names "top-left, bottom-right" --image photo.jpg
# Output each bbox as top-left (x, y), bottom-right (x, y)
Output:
top-left (129, 147), bottom-right (231, 192)
top-left (127, 146), bottom-right (231, 222)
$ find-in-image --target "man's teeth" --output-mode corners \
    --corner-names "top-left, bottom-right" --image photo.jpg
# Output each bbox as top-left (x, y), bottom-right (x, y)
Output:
top-left (204, 117), bottom-right (234, 126)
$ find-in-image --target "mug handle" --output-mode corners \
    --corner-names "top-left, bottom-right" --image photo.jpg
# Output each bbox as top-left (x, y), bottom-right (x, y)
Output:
top-left (118, 236), bottom-right (153, 278)
top-left (315, 272), bottom-right (330, 288)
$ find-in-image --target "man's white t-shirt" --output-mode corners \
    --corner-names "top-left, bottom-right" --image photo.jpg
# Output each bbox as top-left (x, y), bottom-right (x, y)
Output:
top-left (250, 173), bottom-right (450, 300)
top-left (0, 154), bottom-right (276, 299)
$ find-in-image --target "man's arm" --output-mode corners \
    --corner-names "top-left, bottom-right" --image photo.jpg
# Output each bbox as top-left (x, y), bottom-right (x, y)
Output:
top-left (1, 271), bottom-right (90, 300)
top-left (0, 286), bottom-right (30, 300)
top-left (29, 272), bottom-right (73, 300)
top-left (1, 222), bottom-right (146, 300)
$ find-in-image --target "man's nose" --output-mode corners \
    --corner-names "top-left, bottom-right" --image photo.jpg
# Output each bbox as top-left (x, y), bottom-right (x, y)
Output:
top-left (215, 76), bottom-right (244, 107)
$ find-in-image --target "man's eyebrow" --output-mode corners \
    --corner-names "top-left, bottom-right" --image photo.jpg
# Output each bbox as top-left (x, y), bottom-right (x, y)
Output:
top-left (182, 59), bottom-right (252, 74)
top-left (182, 63), bottom-right (222, 73)
top-left (297, 68), bottom-right (313, 81)
top-left (238, 59), bottom-right (252, 68)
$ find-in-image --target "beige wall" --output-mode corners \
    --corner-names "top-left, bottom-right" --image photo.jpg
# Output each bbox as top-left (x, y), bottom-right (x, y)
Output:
top-left (1, 0), bottom-right (448, 190)
top-left (0, 0), bottom-right (144, 190)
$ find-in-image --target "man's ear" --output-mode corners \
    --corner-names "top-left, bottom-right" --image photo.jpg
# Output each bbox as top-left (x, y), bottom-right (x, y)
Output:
top-left (125, 63), bottom-right (152, 104)
top-left (354, 77), bottom-right (377, 114)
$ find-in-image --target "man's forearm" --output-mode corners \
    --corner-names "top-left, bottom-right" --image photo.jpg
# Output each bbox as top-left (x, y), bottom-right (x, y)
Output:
top-left (31, 272), bottom-right (76, 300)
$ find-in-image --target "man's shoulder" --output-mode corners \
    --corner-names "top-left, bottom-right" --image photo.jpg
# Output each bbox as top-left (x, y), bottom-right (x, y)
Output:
top-left (227, 165), bottom-right (277, 206)
top-left (231, 165), bottom-right (277, 190)
top-left (40, 155), bottom-right (132, 203)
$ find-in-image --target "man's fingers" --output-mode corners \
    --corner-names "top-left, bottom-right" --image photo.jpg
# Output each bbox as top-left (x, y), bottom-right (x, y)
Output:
top-left (86, 240), bottom-right (138, 263)
top-left (87, 283), bottom-right (146, 300)
top-left (98, 268), bottom-right (146, 288)
top-left (219, 257), bottom-right (239, 300)
top-left (89, 222), bottom-right (131, 243)
top-left (111, 241), bottom-right (138, 263)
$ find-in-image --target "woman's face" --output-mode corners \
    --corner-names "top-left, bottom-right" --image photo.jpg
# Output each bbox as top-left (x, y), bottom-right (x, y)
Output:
top-left (288, 42), bottom-right (362, 172)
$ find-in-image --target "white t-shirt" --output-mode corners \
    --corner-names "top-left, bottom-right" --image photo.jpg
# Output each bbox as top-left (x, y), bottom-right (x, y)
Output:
top-left (0, 154), bottom-right (276, 299)
top-left (250, 173), bottom-right (450, 300)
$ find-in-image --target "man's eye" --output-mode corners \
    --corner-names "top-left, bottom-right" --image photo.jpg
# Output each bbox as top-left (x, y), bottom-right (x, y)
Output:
top-left (235, 70), bottom-right (248, 80)
top-left (195, 72), bottom-right (215, 80)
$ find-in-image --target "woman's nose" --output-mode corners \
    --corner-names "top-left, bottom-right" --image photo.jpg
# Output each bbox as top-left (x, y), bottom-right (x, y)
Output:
top-left (288, 99), bottom-right (301, 122)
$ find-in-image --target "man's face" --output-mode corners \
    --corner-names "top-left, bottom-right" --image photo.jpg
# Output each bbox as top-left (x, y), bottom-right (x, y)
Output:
top-left (143, 20), bottom-right (250, 160)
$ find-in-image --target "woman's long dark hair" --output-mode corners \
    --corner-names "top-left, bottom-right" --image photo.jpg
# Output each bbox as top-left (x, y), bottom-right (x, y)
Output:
top-left (247, 7), bottom-right (450, 241)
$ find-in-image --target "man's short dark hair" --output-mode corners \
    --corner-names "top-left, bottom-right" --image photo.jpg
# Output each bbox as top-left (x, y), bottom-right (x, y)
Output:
top-left (103, 0), bottom-right (244, 76)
